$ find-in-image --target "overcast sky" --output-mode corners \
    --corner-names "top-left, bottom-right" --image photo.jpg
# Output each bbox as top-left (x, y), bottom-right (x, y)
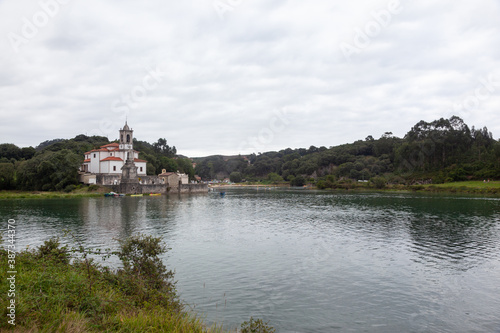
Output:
top-left (1, 0), bottom-right (499, 157)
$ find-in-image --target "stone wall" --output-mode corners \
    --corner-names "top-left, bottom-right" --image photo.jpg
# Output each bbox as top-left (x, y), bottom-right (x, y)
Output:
top-left (106, 182), bottom-right (208, 195)
top-left (179, 183), bottom-right (209, 193)
top-left (96, 174), bottom-right (121, 186)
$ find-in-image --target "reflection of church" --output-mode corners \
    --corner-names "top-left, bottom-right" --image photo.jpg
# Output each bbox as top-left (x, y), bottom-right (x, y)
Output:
top-left (79, 122), bottom-right (207, 195)
top-left (81, 122), bottom-right (147, 176)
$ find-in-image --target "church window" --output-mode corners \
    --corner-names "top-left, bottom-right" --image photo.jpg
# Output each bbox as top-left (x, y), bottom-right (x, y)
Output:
top-left (113, 166), bottom-right (116, 171)
top-left (93, 154), bottom-right (96, 158)
top-left (127, 134), bottom-right (130, 143)
top-left (140, 167), bottom-right (143, 172)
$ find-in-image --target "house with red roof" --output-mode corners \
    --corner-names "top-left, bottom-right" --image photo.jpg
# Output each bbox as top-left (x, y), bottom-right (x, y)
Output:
top-left (80, 122), bottom-right (147, 177)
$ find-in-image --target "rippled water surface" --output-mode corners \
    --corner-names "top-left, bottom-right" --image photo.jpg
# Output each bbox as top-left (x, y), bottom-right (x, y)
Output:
top-left (2, 189), bottom-right (500, 332)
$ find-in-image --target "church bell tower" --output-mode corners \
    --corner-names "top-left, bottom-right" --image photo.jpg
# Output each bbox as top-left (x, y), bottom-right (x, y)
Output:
top-left (119, 121), bottom-right (134, 161)
top-left (119, 121), bottom-right (139, 193)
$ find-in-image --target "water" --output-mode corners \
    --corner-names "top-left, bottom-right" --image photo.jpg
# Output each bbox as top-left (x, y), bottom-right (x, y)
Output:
top-left (1, 189), bottom-right (500, 332)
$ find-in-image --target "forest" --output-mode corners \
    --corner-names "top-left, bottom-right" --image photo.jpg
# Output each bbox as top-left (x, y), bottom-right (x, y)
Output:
top-left (193, 116), bottom-right (500, 187)
top-left (1, 116), bottom-right (499, 191)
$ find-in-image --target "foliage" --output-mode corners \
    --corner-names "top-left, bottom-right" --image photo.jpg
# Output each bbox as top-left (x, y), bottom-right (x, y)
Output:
top-left (290, 175), bottom-right (306, 187)
top-left (267, 172), bottom-right (284, 184)
top-left (36, 237), bottom-right (70, 264)
top-left (152, 138), bottom-right (177, 158)
top-left (192, 116), bottom-right (499, 186)
top-left (0, 235), bottom-right (231, 332)
top-left (116, 234), bottom-right (176, 301)
top-left (240, 317), bottom-right (276, 333)
top-left (371, 176), bottom-right (387, 189)
top-left (1, 115), bottom-right (499, 192)
top-left (0, 143), bottom-right (35, 160)
top-left (230, 171), bottom-right (243, 183)
top-left (16, 149), bottom-right (82, 191)
top-left (0, 162), bottom-right (16, 190)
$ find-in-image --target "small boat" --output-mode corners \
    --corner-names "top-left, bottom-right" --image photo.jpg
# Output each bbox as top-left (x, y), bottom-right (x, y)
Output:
top-left (105, 192), bottom-right (119, 197)
top-left (149, 193), bottom-right (162, 196)
top-left (130, 194), bottom-right (143, 197)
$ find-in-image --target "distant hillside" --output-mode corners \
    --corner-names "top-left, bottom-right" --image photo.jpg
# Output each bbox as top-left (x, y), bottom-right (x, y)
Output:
top-left (1, 115), bottom-right (499, 191)
top-left (193, 116), bottom-right (500, 186)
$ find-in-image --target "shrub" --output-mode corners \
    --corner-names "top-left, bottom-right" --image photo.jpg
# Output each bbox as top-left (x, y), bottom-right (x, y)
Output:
top-left (116, 234), bottom-right (178, 309)
top-left (316, 180), bottom-right (326, 189)
top-left (64, 184), bottom-right (77, 192)
top-left (371, 176), bottom-right (387, 189)
top-left (230, 172), bottom-right (243, 183)
top-left (36, 238), bottom-right (70, 264)
top-left (290, 175), bottom-right (306, 187)
top-left (87, 184), bottom-right (100, 192)
top-left (240, 317), bottom-right (276, 333)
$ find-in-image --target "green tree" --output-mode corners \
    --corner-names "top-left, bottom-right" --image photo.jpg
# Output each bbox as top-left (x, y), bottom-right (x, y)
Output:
top-left (230, 171), bottom-right (243, 183)
top-left (0, 163), bottom-right (16, 190)
top-left (371, 176), bottom-right (387, 189)
top-left (17, 150), bottom-right (81, 191)
top-left (153, 138), bottom-right (177, 158)
top-left (291, 175), bottom-right (306, 186)
top-left (267, 172), bottom-right (283, 183)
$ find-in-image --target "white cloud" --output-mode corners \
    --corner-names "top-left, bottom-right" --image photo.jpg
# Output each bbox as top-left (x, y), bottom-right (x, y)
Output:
top-left (1, 0), bottom-right (499, 155)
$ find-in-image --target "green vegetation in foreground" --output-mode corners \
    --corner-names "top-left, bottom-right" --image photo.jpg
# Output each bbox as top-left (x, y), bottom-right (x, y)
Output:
top-left (0, 185), bottom-right (107, 199)
top-left (0, 235), bottom-right (275, 332)
top-left (419, 180), bottom-right (500, 194)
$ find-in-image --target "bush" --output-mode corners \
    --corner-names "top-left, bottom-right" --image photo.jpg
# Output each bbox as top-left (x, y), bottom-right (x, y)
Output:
top-left (267, 172), bottom-right (283, 184)
top-left (230, 172), bottom-right (243, 183)
top-left (316, 180), bottom-right (326, 189)
top-left (64, 184), bottom-right (77, 192)
top-left (36, 238), bottom-right (70, 264)
top-left (87, 184), bottom-right (100, 192)
top-left (371, 176), bottom-right (387, 189)
top-left (116, 234), bottom-right (178, 309)
top-left (290, 175), bottom-right (306, 187)
top-left (240, 317), bottom-right (276, 333)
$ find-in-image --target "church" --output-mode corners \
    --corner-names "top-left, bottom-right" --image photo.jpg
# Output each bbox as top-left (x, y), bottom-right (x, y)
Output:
top-left (79, 122), bottom-right (208, 195)
top-left (81, 122), bottom-right (147, 176)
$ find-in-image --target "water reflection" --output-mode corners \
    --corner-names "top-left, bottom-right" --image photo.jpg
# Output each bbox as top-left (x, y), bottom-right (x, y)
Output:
top-left (1, 191), bottom-right (499, 332)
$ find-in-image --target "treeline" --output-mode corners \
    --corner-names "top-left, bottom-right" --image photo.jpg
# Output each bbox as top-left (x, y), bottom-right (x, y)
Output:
top-left (1, 116), bottom-right (499, 192)
top-left (0, 135), bottom-right (194, 191)
top-left (194, 116), bottom-right (500, 187)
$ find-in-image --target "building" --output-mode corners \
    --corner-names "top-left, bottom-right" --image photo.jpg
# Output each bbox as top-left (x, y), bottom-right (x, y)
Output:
top-left (81, 122), bottom-right (147, 176)
top-left (79, 122), bottom-right (208, 195)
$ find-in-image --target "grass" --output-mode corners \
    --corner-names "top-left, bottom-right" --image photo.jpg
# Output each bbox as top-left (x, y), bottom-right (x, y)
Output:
top-left (0, 185), bottom-right (108, 199)
top-left (0, 236), bottom-right (239, 332)
top-left (420, 181), bottom-right (500, 194)
top-left (0, 191), bottom-right (104, 199)
top-left (428, 180), bottom-right (500, 189)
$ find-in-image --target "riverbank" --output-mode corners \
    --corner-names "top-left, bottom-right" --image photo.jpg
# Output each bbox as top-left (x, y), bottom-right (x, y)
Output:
top-left (0, 236), bottom-right (273, 332)
top-left (2, 181), bottom-right (498, 199)
top-left (211, 181), bottom-right (500, 195)
top-left (0, 191), bottom-right (104, 199)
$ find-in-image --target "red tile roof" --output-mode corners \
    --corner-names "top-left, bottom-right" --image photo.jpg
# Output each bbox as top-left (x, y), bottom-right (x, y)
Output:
top-left (83, 159), bottom-right (91, 163)
top-left (101, 143), bottom-right (120, 148)
top-left (134, 158), bottom-right (147, 163)
top-left (100, 157), bottom-right (123, 162)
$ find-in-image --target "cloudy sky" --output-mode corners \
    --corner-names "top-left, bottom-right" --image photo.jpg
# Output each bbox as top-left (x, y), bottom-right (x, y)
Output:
top-left (1, 0), bottom-right (499, 157)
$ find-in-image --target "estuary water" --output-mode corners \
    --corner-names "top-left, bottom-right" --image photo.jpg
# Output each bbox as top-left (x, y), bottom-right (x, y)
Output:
top-left (1, 189), bottom-right (500, 332)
